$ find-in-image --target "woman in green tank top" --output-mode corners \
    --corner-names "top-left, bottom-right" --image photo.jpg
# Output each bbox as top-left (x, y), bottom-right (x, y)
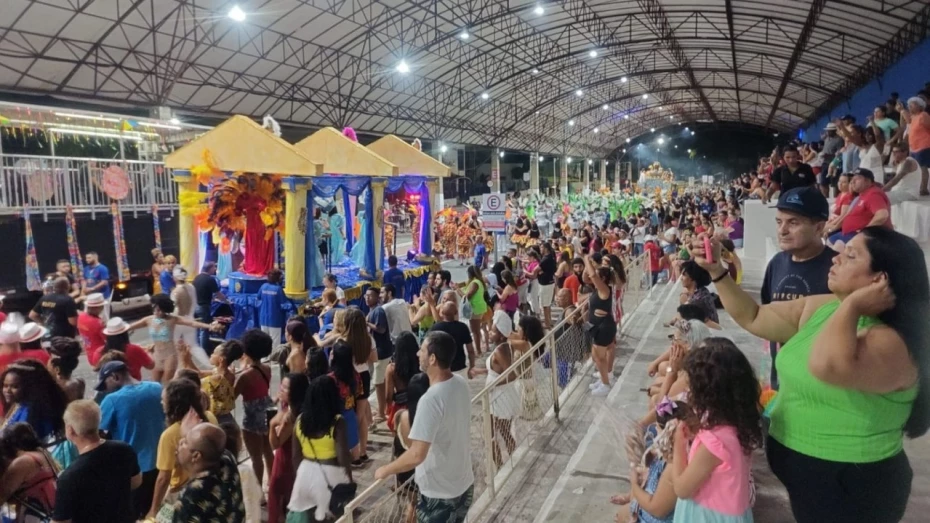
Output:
top-left (463, 265), bottom-right (490, 353)
top-left (690, 227), bottom-right (930, 523)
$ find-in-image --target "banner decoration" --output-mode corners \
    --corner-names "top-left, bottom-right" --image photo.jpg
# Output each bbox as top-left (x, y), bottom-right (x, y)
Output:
top-left (101, 165), bottom-right (130, 200)
top-left (65, 205), bottom-right (84, 286)
top-left (152, 204), bottom-right (162, 252)
top-left (23, 206), bottom-right (42, 292)
top-left (110, 203), bottom-right (130, 282)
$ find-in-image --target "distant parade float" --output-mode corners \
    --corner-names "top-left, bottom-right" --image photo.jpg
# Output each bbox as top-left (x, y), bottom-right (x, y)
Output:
top-left (637, 161), bottom-right (675, 197)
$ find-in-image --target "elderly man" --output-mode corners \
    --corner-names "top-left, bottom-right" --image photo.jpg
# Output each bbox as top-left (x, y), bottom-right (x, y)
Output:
top-left (173, 423), bottom-right (245, 521)
top-left (53, 400), bottom-right (142, 523)
top-left (827, 168), bottom-right (893, 247)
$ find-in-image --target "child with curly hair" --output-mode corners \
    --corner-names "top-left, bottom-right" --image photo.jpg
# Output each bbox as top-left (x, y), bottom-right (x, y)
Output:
top-left (671, 338), bottom-right (761, 523)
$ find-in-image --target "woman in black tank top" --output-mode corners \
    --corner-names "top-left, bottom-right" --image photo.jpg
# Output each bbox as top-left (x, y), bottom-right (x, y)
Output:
top-left (585, 256), bottom-right (618, 396)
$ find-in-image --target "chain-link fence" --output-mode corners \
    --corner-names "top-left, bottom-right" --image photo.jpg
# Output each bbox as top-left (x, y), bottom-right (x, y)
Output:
top-left (337, 254), bottom-right (653, 523)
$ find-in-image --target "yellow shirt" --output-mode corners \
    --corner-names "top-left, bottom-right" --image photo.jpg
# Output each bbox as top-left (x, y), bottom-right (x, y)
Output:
top-left (201, 374), bottom-right (235, 416)
top-left (294, 415), bottom-right (338, 460)
top-left (156, 411), bottom-right (219, 489)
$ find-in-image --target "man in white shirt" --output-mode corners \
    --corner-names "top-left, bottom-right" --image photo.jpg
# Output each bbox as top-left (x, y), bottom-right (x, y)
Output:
top-left (381, 283), bottom-right (413, 340)
top-left (374, 331), bottom-right (474, 522)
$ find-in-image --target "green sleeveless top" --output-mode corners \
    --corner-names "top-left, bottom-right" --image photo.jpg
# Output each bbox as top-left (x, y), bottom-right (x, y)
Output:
top-left (469, 279), bottom-right (488, 316)
top-left (769, 299), bottom-right (917, 463)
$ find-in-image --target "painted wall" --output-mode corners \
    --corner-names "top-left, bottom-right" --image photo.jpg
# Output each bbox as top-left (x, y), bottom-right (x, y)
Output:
top-left (803, 37), bottom-right (930, 140)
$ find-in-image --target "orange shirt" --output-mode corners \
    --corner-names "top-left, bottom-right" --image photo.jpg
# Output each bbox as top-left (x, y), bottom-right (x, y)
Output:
top-left (908, 112), bottom-right (930, 152)
top-left (563, 274), bottom-right (581, 304)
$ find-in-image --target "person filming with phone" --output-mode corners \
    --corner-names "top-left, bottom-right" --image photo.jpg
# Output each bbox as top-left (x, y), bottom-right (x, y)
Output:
top-left (689, 227), bottom-right (930, 523)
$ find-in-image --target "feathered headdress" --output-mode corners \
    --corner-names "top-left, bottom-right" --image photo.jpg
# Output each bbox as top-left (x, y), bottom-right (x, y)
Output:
top-left (411, 138), bottom-right (422, 151)
top-left (343, 127), bottom-right (358, 143)
top-left (262, 115), bottom-right (281, 137)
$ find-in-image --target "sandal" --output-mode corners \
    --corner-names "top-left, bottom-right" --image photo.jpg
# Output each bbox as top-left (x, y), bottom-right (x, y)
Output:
top-left (610, 493), bottom-right (631, 505)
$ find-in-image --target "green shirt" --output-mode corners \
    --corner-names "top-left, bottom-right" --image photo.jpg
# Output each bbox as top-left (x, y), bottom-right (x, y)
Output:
top-left (769, 299), bottom-right (917, 463)
top-left (469, 279), bottom-right (488, 316)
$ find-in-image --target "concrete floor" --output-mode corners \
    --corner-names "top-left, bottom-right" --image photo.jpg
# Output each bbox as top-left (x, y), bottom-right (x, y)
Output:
top-left (475, 253), bottom-right (930, 523)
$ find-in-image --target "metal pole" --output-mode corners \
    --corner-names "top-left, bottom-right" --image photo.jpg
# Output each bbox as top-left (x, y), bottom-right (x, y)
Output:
top-left (549, 330), bottom-right (561, 421)
top-left (482, 394), bottom-right (497, 500)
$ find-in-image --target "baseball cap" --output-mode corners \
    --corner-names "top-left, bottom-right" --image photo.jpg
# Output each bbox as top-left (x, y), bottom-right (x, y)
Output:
top-left (849, 168), bottom-right (875, 181)
top-left (95, 361), bottom-right (128, 391)
top-left (775, 186), bottom-right (830, 221)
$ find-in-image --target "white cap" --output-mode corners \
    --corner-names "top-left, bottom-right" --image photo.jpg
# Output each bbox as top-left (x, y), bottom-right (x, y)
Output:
top-left (19, 322), bottom-right (48, 344)
top-left (103, 317), bottom-right (131, 336)
top-left (492, 309), bottom-right (513, 338)
top-left (0, 323), bottom-right (20, 345)
top-left (173, 266), bottom-right (189, 281)
top-left (84, 293), bottom-right (106, 308)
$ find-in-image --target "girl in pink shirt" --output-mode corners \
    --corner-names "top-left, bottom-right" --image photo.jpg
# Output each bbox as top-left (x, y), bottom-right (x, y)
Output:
top-left (671, 338), bottom-right (762, 523)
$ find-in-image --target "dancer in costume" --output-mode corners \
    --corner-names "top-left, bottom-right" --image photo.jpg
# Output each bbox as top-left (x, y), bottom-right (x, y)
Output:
top-left (310, 210), bottom-right (326, 287)
top-left (384, 207), bottom-right (396, 258)
top-left (349, 207), bottom-right (368, 268)
top-left (440, 215), bottom-right (457, 260)
top-left (410, 204), bottom-right (421, 254)
top-left (328, 207), bottom-right (346, 263)
top-left (455, 218), bottom-right (471, 266)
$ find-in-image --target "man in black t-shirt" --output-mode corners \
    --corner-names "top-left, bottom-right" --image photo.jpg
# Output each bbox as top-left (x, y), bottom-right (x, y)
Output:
top-left (428, 301), bottom-right (476, 378)
top-left (537, 243), bottom-right (558, 328)
top-left (192, 262), bottom-right (223, 352)
top-left (55, 400), bottom-right (142, 523)
top-left (765, 148), bottom-right (816, 202)
top-left (761, 187), bottom-right (834, 389)
top-left (29, 277), bottom-right (77, 338)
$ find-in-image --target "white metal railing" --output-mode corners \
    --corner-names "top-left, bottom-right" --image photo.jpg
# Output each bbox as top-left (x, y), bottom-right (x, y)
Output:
top-left (336, 253), bottom-right (653, 523)
top-left (0, 153), bottom-right (176, 220)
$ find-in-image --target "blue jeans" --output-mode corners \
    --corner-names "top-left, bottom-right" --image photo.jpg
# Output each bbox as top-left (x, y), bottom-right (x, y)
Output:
top-left (633, 243), bottom-right (644, 257)
top-left (195, 305), bottom-right (214, 354)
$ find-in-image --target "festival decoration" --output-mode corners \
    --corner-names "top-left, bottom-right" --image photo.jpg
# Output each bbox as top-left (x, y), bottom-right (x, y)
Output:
top-left (262, 115), bottom-right (282, 137)
top-left (189, 150), bottom-right (226, 186)
top-left (23, 206), bottom-right (42, 292)
top-left (101, 164), bottom-right (130, 200)
top-left (411, 138), bottom-right (422, 151)
top-left (16, 159), bottom-right (57, 203)
top-left (110, 203), bottom-right (130, 281)
top-left (65, 206), bottom-right (84, 286)
top-left (152, 204), bottom-right (162, 252)
top-left (0, 115), bottom-right (10, 125)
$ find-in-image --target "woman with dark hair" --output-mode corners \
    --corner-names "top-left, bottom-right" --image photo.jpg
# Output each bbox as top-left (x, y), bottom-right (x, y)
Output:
top-left (392, 373), bottom-right (430, 523)
top-left (47, 337), bottom-right (84, 402)
top-left (307, 348), bottom-right (330, 379)
top-left (497, 270), bottom-right (519, 319)
top-left (693, 228), bottom-right (930, 522)
top-left (583, 254), bottom-right (618, 397)
top-left (177, 339), bottom-right (242, 425)
top-left (0, 423), bottom-right (57, 521)
top-left (268, 373), bottom-right (310, 523)
top-left (678, 261), bottom-right (718, 323)
top-left (509, 314), bottom-right (546, 420)
top-left (0, 360), bottom-right (67, 440)
top-left (129, 293), bottom-right (218, 386)
top-left (340, 308), bottom-right (373, 464)
top-left (383, 332), bottom-right (419, 434)
top-left (289, 376), bottom-right (353, 522)
top-left (146, 378), bottom-right (216, 520)
top-left (235, 329), bottom-right (275, 494)
top-left (329, 340), bottom-right (364, 462)
top-left (275, 320), bottom-right (318, 375)
top-left (555, 251), bottom-right (571, 289)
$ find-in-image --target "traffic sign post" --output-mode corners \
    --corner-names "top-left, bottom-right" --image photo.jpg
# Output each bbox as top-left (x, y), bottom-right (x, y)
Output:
top-left (481, 193), bottom-right (507, 264)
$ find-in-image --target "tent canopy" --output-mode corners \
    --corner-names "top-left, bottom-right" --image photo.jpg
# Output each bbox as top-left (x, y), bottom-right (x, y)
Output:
top-left (366, 135), bottom-right (451, 178)
top-left (165, 115), bottom-right (323, 176)
top-left (294, 127), bottom-right (398, 177)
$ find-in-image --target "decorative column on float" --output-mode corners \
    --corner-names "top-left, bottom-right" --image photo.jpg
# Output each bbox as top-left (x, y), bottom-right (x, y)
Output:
top-left (282, 177), bottom-right (310, 299)
top-left (583, 159), bottom-right (590, 194)
top-left (173, 174), bottom-right (200, 275)
top-left (425, 179), bottom-right (440, 254)
top-left (529, 153), bottom-right (540, 194)
top-left (559, 157), bottom-right (568, 195)
top-left (491, 148), bottom-right (501, 193)
top-left (371, 179), bottom-right (387, 274)
top-left (600, 159), bottom-right (608, 190)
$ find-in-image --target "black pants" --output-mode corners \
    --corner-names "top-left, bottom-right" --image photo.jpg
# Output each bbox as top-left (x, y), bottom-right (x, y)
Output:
top-left (767, 436), bottom-right (911, 523)
top-left (195, 304), bottom-right (215, 355)
top-left (133, 469), bottom-right (159, 519)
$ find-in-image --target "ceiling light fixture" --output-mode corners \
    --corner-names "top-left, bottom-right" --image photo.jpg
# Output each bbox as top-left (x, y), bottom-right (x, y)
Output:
top-left (396, 60), bottom-right (410, 73)
top-left (535, 5), bottom-right (545, 16)
top-left (624, 114), bottom-right (629, 120)
top-left (691, 131), bottom-right (695, 136)
top-left (575, 89), bottom-right (583, 97)
top-left (499, 151), bottom-right (505, 158)
top-left (567, 157), bottom-right (573, 163)
top-left (626, 138), bottom-right (631, 143)
top-left (588, 50), bottom-right (598, 58)
top-left (481, 92), bottom-right (489, 100)
top-left (440, 145), bottom-right (448, 153)
top-left (642, 94), bottom-right (649, 99)
top-left (568, 120), bottom-right (575, 126)
top-left (602, 104), bottom-right (609, 110)
top-left (650, 127), bottom-right (655, 132)
top-left (169, 118), bottom-right (181, 125)
top-left (621, 76), bottom-right (628, 83)
top-left (593, 127), bottom-right (599, 133)
top-left (532, 68), bottom-right (539, 74)
top-left (588, 159), bottom-right (593, 165)
top-left (459, 30), bottom-right (469, 40)
top-left (657, 137), bottom-right (665, 144)
top-left (228, 5), bottom-right (246, 22)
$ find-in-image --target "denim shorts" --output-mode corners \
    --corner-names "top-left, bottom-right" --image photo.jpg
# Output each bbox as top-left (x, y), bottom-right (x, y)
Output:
top-left (417, 485), bottom-right (474, 523)
top-left (912, 148), bottom-right (930, 168)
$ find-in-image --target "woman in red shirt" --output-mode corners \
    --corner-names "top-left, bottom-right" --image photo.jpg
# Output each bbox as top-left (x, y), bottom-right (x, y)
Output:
top-left (76, 293), bottom-right (106, 358)
top-left (91, 318), bottom-right (154, 379)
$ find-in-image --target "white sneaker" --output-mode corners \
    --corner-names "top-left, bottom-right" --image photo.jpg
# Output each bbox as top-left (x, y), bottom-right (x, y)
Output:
top-left (591, 382), bottom-right (611, 397)
top-left (589, 381), bottom-right (600, 390)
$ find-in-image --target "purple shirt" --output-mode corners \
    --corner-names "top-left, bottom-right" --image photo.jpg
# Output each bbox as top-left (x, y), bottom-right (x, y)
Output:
top-left (728, 219), bottom-right (744, 240)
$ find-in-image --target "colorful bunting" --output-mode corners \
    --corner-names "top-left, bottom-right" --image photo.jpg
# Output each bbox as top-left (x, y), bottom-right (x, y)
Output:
top-left (65, 206), bottom-right (84, 286)
top-left (110, 203), bottom-right (130, 282)
top-left (23, 206), bottom-right (42, 292)
top-left (152, 204), bottom-right (162, 251)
